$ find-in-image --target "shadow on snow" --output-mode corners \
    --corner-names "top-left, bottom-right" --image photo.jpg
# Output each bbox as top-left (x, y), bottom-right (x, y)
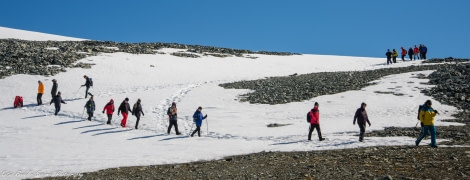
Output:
top-left (92, 129), bottom-right (133, 136)
top-left (127, 134), bottom-right (167, 140)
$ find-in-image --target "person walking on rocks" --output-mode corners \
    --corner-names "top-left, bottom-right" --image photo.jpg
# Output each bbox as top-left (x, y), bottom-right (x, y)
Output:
top-left (408, 47), bottom-right (414, 61)
top-left (420, 44), bottom-right (428, 60)
top-left (191, 106), bottom-right (207, 137)
top-left (392, 49), bottom-right (398, 63)
top-left (132, 99), bottom-right (144, 129)
top-left (103, 99), bottom-right (115, 125)
top-left (353, 102), bottom-right (371, 142)
top-left (84, 96), bottom-right (96, 121)
top-left (37, 80), bottom-right (44, 105)
top-left (385, 49), bottom-right (393, 65)
top-left (81, 75), bottom-right (92, 98)
top-left (308, 102), bottom-right (325, 141)
top-left (167, 102), bottom-right (181, 135)
top-left (50, 91), bottom-right (66, 115)
top-left (400, 47), bottom-right (407, 61)
top-left (118, 98), bottom-right (132, 128)
top-left (415, 100), bottom-right (438, 147)
top-left (51, 79), bottom-right (58, 99)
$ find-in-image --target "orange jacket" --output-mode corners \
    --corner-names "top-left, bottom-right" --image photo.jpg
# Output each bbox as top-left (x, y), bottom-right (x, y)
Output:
top-left (38, 82), bottom-right (44, 94)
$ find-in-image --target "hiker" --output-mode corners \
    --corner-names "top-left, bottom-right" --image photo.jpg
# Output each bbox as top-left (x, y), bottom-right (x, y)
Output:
top-left (308, 102), bottom-right (325, 141)
top-left (132, 99), bottom-right (144, 129)
top-left (37, 80), bottom-right (44, 105)
top-left (50, 91), bottom-right (66, 115)
top-left (413, 45), bottom-right (420, 60)
top-left (167, 102), bottom-right (181, 135)
top-left (84, 96), bottom-right (96, 121)
top-left (118, 98), bottom-right (132, 128)
top-left (408, 47), bottom-right (414, 61)
top-left (191, 106), bottom-right (207, 137)
top-left (353, 102), bottom-right (371, 142)
top-left (416, 100), bottom-right (438, 147)
top-left (51, 79), bottom-right (58, 99)
top-left (385, 49), bottom-right (392, 65)
top-left (392, 49), bottom-right (398, 63)
top-left (400, 47), bottom-right (407, 61)
top-left (420, 44), bottom-right (428, 60)
top-left (81, 75), bottom-right (92, 98)
top-left (103, 99), bottom-right (115, 125)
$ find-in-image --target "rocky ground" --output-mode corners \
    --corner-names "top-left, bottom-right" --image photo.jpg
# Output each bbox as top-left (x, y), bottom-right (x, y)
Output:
top-left (36, 59), bottom-right (470, 180)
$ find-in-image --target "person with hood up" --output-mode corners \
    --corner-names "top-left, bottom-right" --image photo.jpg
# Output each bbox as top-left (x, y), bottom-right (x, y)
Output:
top-left (37, 80), bottom-right (44, 105)
top-left (118, 98), bottom-right (132, 128)
top-left (132, 99), bottom-right (144, 129)
top-left (167, 102), bottom-right (181, 135)
top-left (84, 96), bottom-right (96, 121)
top-left (308, 102), bottom-right (325, 141)
top-left (50, 91), bottom-right (66, 115)
top-left (103, 99), bottom-right (115, 125)
top-left (416, 100), bottom-right (438, 147)
top-left (191, 106), bottom-right (207, 137)
top-left (353, 102), bottom-right (371, 142)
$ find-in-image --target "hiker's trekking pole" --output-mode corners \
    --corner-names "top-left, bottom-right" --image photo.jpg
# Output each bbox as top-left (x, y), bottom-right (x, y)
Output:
top-left (206, 117), bottom-right (209, 136)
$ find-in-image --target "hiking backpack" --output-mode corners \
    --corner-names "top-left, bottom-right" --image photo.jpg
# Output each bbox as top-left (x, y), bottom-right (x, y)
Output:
top-left (89, 77), bottom-right (93, 87)
top-left (306, 111), bottom-right (312, 123)
top-left (14, 96), bottom-right (23, 108)
top-left (417, 105), bottom-right (423, 120)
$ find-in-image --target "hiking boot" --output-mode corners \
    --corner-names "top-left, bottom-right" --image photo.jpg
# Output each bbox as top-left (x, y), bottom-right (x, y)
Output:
top-left (319, 138), bottom-right (325, 141)
top-left (176, 132), bottom-right (182, 135)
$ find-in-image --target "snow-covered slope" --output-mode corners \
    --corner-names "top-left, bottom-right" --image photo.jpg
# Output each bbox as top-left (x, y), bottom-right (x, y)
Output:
top-left (0, 26), bottom-right (86, 41)
top-left (0, 28), bottom-right (460, 179)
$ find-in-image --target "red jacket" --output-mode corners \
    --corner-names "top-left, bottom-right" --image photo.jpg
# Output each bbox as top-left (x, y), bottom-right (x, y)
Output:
top-left (401, 48), bottom-right (407, 56)
top-left (413, 47), bottom-right (419, 54)
top-left (103, 101), bottom-right (115, 115)
top-left (309, 107), bottom-right (320, 124)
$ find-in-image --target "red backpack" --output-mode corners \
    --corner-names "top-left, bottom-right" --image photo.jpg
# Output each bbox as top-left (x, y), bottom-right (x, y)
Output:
top-left (14, 96), bottom-right (23, 108)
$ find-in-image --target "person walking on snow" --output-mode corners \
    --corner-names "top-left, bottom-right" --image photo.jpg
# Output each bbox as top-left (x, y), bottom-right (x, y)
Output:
top-left (392, 49), bottom-right (398, 63)
top-left (132, 99), bottom-right (144, 129)
top-left (408, 47), bottom-right (414, 61)
top-left (416, 100), bottom-right (438, 147)
top-left (167, 102), bottom-right (181, 135)
top-left (385, 49), bottom-right (392, 65)
top-left (191, 106), bottom-right (207, 137)
top-left (118, 98), bottom-right (132, 128)
top-left (420, 44), bottom-right (428, 60)
top-left (50, 91), bottom-right (66, 115)
top-left (413, 45), bottom-right (420, 60)
top-left (51, 79), bottom-right (58, 99)
top-left (37, 80), bottom-right (44, 105)
top-left (308, 102), bottom-right (325, 141)
top-left (84, 96), bottom-right (96, 121)
top-left (81, 75), bottom-right (92, 98)
top-left (103, 99), bottom-right (115, 125)
top-left (353, 102), bottom-right (371, 142)
top-left (400, 47), bottom-right (407, 61)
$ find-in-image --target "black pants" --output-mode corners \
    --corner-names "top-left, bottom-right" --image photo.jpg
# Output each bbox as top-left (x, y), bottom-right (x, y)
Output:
top-left (167, 120), bottom-right (180, 134)
top-left (308, 124), bottom-right (322, 140)
top-left (37, 93), bottom-right (43, 105)
top-left (135, 114), bottom-right (141, 129)
top-left (358, 123), bottom-right (366, 141)
top-left (191, 126), bottom-right (201, 137)
top-left (409, 54), bottom-right (413, 61)
top-left (106, 114), bottom-right (112, 124)
top-left (87, 112), bottom-right (93, 121)
top-left (401, 55), bottom-right (405, 61)
top-left (54, 106), bottom-right (60, 115)
top-left (386, 57), bottom-right (392, 65)
top-left (392, 56), bottom-right (397, 63)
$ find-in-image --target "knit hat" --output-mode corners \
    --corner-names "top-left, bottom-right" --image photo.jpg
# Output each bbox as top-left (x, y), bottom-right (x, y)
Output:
top-left (125, 97), bottom-right (129, 101)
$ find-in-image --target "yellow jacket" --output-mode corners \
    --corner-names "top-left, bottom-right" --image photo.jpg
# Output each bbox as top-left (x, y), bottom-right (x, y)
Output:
top-left (419, 107), bottom-right (437, 125)
top-left (38, 83), bottom-right (44, 94)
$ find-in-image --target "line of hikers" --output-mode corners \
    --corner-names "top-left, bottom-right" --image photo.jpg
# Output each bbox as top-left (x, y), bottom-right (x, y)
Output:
top-left (38, 76), bottom-right (208, 136)
top-left (307, 100), bottom-right (439, 147)
top-left (385, 44), bottom-right (428, 65)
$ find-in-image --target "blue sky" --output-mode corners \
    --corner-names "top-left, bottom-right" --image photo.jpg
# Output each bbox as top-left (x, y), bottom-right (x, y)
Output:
top-left (1, 0), bottom-right (469, 58)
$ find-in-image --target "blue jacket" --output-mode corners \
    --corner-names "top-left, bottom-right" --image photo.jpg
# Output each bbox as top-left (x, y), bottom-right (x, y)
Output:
top-left (192, 110), bottom-right (206, 127)
top-left (85, 100), bottom-right (95, 113)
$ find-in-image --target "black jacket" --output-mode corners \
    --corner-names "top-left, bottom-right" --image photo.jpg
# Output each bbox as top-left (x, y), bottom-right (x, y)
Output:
top-left (51, 82), bottom-right (58, 96)
top-left (118, 101), bottom-right (132, 114)
top-left (385, 51), bottom-right (392, 58)
top-left (50, 95), bottom-right (65, 107)
top-left (83, 77), bottom-right (91, 88)
top-left (408, 48), bottom-right (414, 56)
top-left (132, 103), bottom-right (144, 116)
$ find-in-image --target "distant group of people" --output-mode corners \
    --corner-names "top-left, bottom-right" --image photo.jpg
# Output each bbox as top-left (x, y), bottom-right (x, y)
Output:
top-left (35, 76), bottom-right (208, 136)
top-left (307, 100), bottom-right (439, 147)
top-left (386, 44), bottom-right (428, 65)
